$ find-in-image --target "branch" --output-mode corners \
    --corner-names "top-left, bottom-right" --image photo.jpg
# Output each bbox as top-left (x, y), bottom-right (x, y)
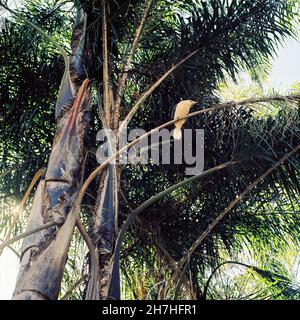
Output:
top-left (60, 275), bottom-right (87, 300)
top-left (174, 143), bottom-right (300, 298)
top-left (202, 261), bottom-right (258, 300)
top-left (0, 168), bottom-right (44, 256)
top-left (67, 93), bottom-right (300, 288)
top-left (0, 221), bottom-right (60, 253)
top-left (74, 93), bottom-right (300, 220)
top-left (0, 172), bottom-right (98, 299)
top-left (120, 192), bottom-right (198, 299)
top-left (75, 151), bottom-right (99, 301)
top-left (76, 220), bottom-right (99, 300)
top-left (0, 151), bottom-right (49, 181)
top-left (119, 49), bottom-right (200, 134)
top-left (0, 238), bottom-right (20, 258)
top-left (120, 89), bottom-right (300, 135)
top-left (111, 160), bottom-right (239, 276)
top-left (114, 0), bottom-right (153, 131)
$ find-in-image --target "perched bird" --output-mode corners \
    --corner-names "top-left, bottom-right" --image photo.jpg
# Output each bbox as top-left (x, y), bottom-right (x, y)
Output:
top-left (173, 100), bottom-right (197, 140)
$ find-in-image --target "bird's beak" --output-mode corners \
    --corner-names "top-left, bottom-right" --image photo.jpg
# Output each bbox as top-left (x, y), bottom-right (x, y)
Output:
top-left (191, 101), bottom-right (198, 106)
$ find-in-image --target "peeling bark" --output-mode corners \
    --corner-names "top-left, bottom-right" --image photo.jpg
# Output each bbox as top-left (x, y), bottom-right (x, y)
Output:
top-left (93, 164), bottom-right (118, 299)
top-left (12, 9), bottom-right (90, 300)
top-left (13, 81), bottom-right (91, 300)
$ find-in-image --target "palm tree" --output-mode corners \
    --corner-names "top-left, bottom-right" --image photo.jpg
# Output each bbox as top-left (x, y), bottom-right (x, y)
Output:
top-left (0, 0), bottom-right (300, 300)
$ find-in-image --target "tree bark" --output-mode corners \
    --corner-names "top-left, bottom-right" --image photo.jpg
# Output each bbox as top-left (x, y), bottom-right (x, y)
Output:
top-left (12, 10), bottom-right (90, 300)
top-left (92, 165), bottom-right (119, 299)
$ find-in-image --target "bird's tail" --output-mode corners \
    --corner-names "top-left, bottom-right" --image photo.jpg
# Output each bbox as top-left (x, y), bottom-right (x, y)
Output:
top-left (173, 128), bottom-right (182, 140)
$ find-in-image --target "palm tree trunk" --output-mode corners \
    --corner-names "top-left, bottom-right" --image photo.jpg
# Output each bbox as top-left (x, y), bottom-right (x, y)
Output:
top-left (12, 10), bottom-right (90, 300)
top-left (12, 4), bottom-right (122, 300)
top-left (92, 164), bottom-right (119, 299)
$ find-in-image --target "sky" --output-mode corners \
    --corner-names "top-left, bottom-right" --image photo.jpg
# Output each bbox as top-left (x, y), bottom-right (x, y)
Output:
top-left (0, 2), bottom-right (300, 300)
top-left (0, 248), bottom-right (19, 299)
top-left (267, 39), bottom-right (300, 91)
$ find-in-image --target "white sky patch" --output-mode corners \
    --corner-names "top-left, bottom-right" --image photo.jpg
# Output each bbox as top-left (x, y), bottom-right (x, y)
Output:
top-left (0, 248), bottom-right (19, 300)
top-left (267, 39), bottom-right (300, 92)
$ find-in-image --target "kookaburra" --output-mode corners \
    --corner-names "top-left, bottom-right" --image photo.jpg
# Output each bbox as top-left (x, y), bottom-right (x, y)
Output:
top-left (173, 100), bottom-right (197, 140)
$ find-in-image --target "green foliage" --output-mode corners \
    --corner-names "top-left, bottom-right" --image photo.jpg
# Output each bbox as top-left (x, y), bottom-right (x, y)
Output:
top-left (0, 0), bottom-right (74, 200)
